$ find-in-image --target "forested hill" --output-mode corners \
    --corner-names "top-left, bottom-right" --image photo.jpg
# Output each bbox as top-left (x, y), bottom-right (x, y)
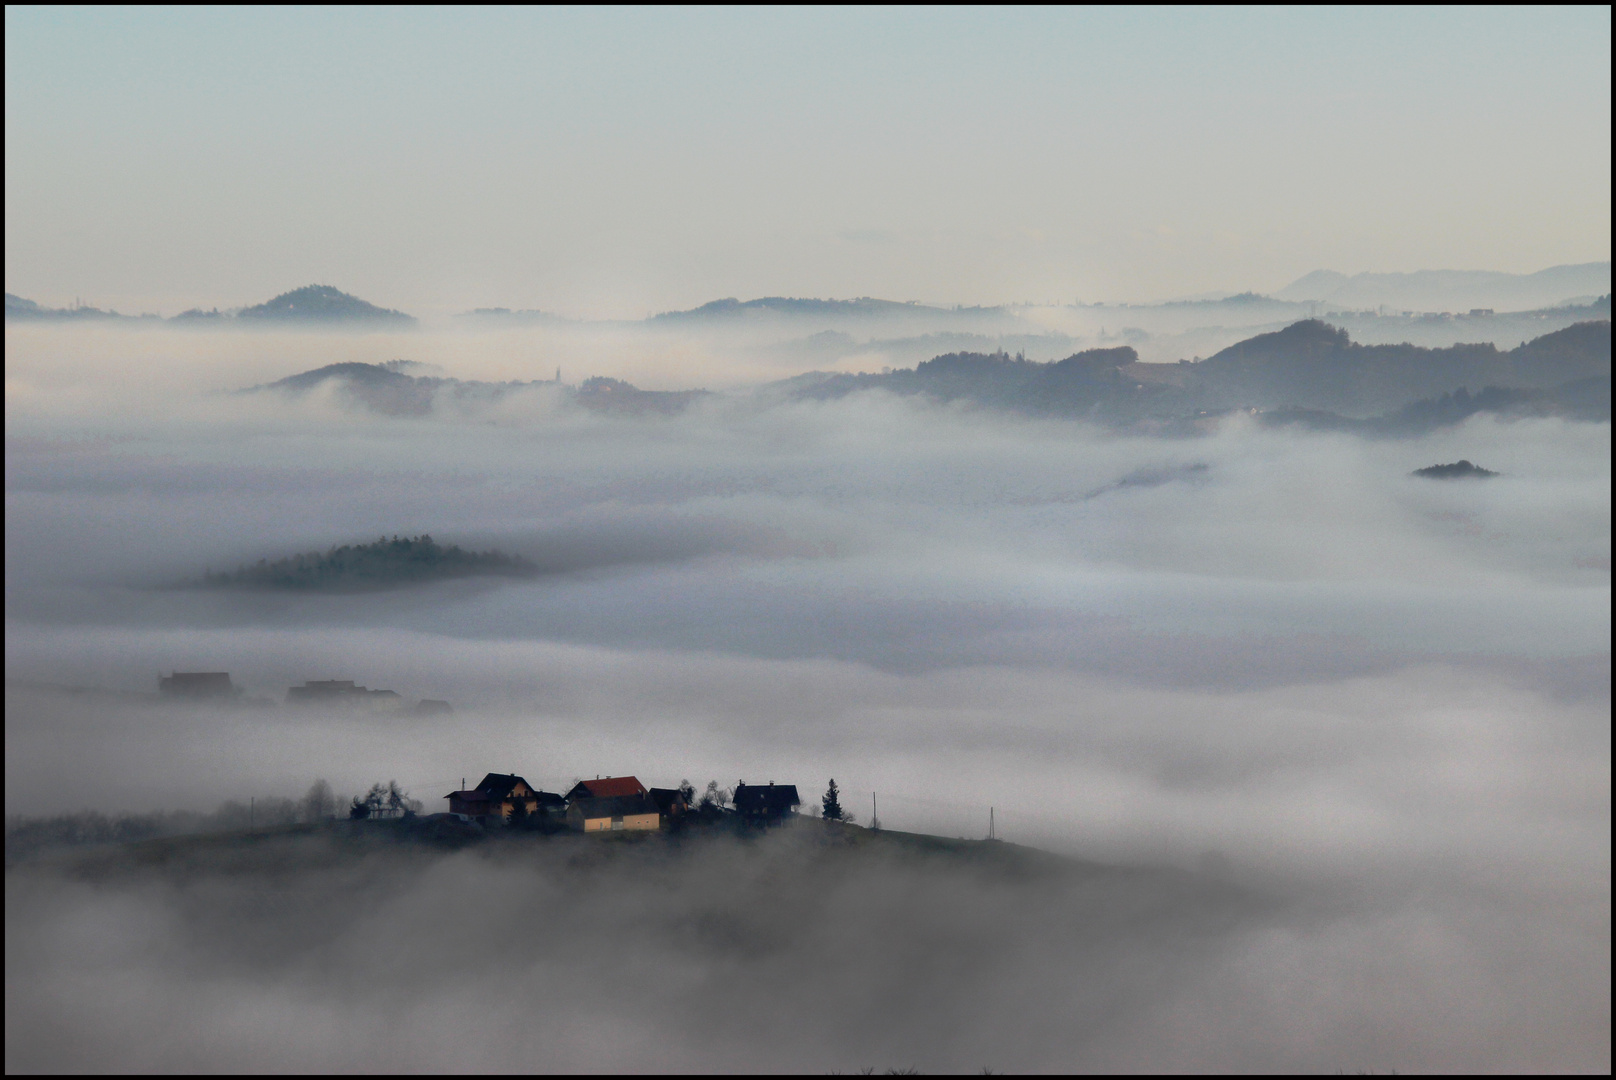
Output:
top-left (1193, 318), bottom-right (1609, 412)
top-left (249, 364), bottom-right (709, 417)
top-left (201, 535), bottom-right (534, 591)
top-left (791, 319), bottom-right (1611, 421)
top-left (235, 285), bottom-right (415, 325)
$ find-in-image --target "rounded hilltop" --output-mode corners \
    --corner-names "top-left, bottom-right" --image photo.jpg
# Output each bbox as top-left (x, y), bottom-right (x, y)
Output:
top-left (236, 285), bottom-right (415, 325)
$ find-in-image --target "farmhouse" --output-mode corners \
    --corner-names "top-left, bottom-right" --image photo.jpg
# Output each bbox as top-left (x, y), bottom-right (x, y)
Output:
top-left (648, 786), bottom-right (689, 826)
top-left (567, 793), bottom-right (660, 833)
top-left (445, 772), bottom-right (558, 823)
top-left (732, 781), bottom-right (800, 826)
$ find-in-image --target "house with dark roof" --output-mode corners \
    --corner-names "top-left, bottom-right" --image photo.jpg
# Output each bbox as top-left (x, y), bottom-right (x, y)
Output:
top-left (732, 782), bottom-right (800, 826)
top-left (648, 787), bottom-right (690, 827)
top-left (444, 773), bottom-right (560, 824)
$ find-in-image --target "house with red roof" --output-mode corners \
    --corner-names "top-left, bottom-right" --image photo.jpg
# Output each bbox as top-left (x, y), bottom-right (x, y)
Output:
top-left (565, 776), bottom-right (659, 832)
top-left (565, 776), bottom-right (648, 801)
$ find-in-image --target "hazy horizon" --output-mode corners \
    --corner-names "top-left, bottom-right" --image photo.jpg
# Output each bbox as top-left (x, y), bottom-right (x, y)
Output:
top-left (6, 8), bottom-right (1610, 320)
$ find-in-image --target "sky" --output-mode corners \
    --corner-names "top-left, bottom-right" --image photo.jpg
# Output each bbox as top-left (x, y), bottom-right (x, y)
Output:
top-left (5, 6), bottom-right (1611, 318)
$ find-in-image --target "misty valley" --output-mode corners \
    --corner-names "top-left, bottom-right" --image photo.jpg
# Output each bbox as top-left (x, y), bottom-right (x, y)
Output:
top-left (7, 289), bottom-right (1609, 1071)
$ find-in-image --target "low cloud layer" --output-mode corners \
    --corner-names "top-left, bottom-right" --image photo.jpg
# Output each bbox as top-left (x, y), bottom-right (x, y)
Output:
top-left (5, 325), bottom-right (1610, 1070)
top-left (6, 826), bottom-right (1606, 1073)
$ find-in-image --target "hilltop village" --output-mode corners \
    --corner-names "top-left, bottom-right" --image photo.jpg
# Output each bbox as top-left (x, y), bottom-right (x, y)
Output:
top-left (433, 772), bottom-right (806, 835)
top-left (156, 671), bottom-right (821, 838)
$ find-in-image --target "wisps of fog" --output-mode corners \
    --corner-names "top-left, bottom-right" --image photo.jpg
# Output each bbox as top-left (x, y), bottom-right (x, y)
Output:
top-left (5, 324), bottom-right (1610, 1070)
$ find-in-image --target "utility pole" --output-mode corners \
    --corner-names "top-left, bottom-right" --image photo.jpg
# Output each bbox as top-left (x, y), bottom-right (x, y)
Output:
top-left (988, 806), bottom-right (995, 841)
top-left (872, 792), bottom-right (879, 831)
top-left (250, 796), bottom-right (254, 833)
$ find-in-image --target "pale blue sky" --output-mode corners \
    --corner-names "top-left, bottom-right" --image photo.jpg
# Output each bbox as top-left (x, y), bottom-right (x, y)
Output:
top-left (5, 6), bottom-right (1610, 318)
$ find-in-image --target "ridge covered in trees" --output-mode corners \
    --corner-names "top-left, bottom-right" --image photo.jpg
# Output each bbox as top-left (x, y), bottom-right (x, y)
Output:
top-left (202, 535), bottom-right (535, 592)
top-left (790, 319), bottom-right (1610, 422)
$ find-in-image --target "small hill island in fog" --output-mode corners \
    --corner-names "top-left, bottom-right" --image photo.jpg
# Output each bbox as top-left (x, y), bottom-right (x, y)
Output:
top-left (1412, 460), bottom-right (1500, 480)
top-left (201, 535), bottom-right (534, 591)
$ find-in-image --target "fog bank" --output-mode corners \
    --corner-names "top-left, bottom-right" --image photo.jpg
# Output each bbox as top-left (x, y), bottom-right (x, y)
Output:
top-left (5, 323), bottom-right (1609, 1071)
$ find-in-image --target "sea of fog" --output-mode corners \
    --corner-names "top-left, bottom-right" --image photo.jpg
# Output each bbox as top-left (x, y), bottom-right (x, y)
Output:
top-left (6, 325), bottom-right (1610, 1071)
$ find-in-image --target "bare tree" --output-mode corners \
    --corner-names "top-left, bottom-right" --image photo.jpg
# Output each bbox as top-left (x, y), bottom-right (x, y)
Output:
top-left (699, 780), bottom-right (729, 811)
top-left (384, 779), bottom-right (421, 818)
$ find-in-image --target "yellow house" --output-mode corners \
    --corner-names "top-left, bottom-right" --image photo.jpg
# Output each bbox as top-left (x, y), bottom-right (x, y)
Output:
top-left (568, 794), bottom-right (660, 833)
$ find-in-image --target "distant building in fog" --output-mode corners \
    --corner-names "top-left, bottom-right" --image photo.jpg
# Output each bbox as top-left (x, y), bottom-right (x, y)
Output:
top-left (286, 679), bottom-right (402, 708)
top-left (159, 671), bottom-right (237, 699)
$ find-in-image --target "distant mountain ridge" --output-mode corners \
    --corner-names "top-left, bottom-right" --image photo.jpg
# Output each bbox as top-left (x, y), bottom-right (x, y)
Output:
top-left (652, 296), bottom-right (939, 321)
top-left (4, 292), bottom-right (150, 321)
top-left (789, 319), bottom-right (1611, 426)
top-left (11, 268), bottom-right (1608, 328)
top-left (1275, 263), bottom-right (1610, 312)
top-left (6, 285), bottom-right (414, 326)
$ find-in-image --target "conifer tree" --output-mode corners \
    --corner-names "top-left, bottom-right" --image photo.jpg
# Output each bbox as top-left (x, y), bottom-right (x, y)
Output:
top-left (822, 779), bottom-right (844, 820)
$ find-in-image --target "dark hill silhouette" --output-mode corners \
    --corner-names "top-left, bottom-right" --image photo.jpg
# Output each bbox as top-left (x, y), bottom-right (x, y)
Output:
top-left (794, 345), bottom-right (1144, 416)
top-left (255, 361), bottom-right (438, 415)
top-left (201, 535), bottom-right (535, 592)
top-left (4, 292), bottom-right (138, 321)
top-left (236, 285), bottom-right (415, 325)
top-left (1412, 460), bottom-right (1499, 480)
top-left (787, 320), bottom-right (1609, 425)
top-left (1508, 320), bottom-right (1612, 386)
top-left (248, 362), bottom-right (708, 418)
top-left (1196, 318), bottom-right (1608, 414)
